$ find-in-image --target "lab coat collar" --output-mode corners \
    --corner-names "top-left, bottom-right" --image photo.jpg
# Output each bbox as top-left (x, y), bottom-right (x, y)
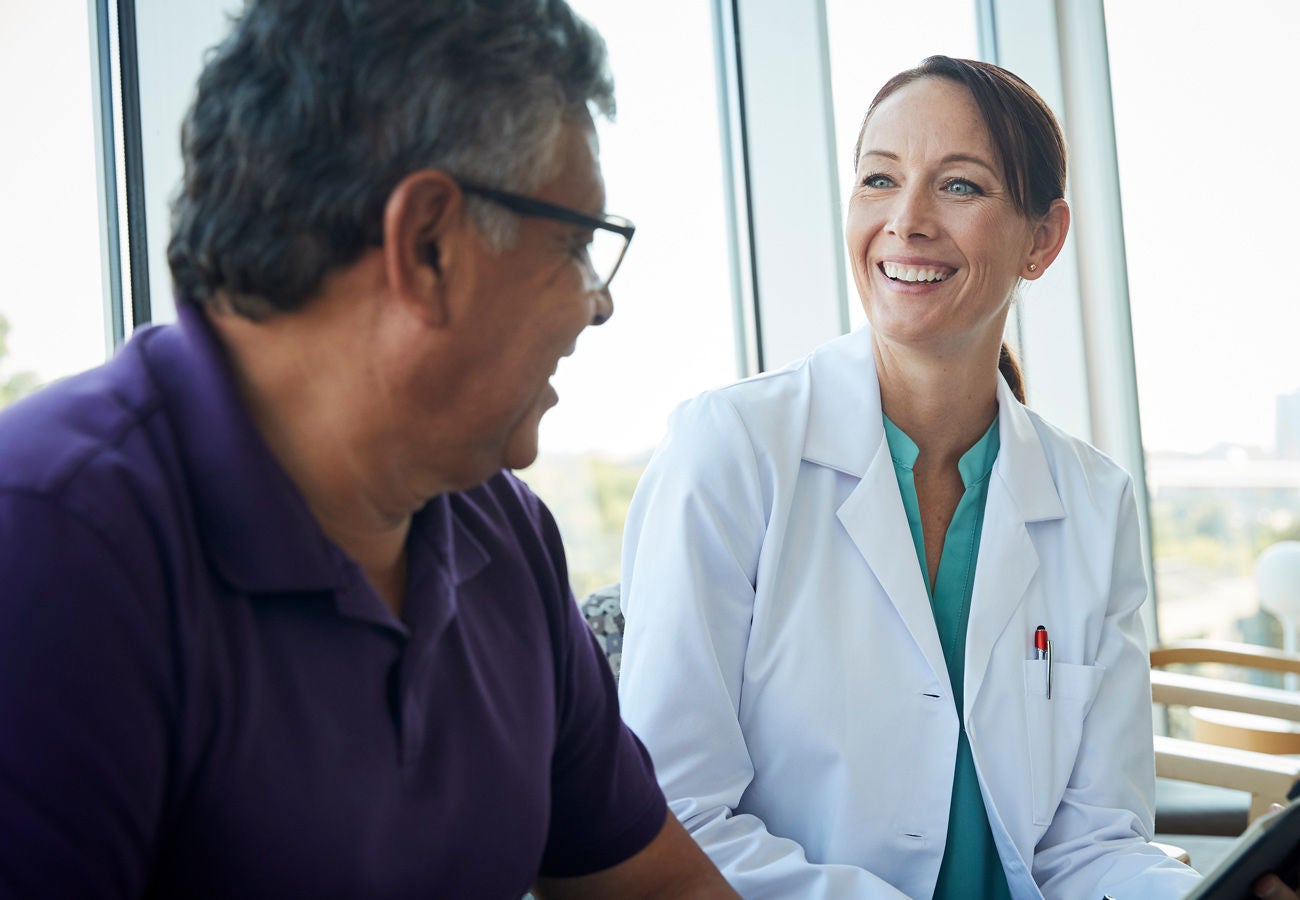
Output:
top-left (803, 328), bottom-right (883, 478)
top-left (802, 328), bottom-right (1067, 521)
top-left (990, 374), bottom-right (1066, 524)
top-left (813, 330), bottom-right (948, 692)
top-left (812, 328), bottom-right (1067, 699)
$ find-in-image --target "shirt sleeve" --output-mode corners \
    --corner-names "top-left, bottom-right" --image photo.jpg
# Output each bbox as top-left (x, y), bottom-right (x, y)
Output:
top-left (1031, 477), bottom-right (1202, 899)
top-left (0, 491), bottom-right (173, 900)
top-left (525, 490), bottom-right (668, 878)
top-left (618, 393), bottom-right (913, 898)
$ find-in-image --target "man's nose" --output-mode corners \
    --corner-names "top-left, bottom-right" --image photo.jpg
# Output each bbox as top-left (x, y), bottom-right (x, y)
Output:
top-left (590, 285), bottom-right (613, 326)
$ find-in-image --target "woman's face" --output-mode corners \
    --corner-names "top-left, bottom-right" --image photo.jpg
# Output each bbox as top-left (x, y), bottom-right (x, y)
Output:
top-left (846, 77), bottom-right (1039, 359)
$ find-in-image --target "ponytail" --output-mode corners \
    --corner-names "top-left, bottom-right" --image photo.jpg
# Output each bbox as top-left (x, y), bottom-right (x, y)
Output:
top-left (999, 341), bottom-right (1027, 405)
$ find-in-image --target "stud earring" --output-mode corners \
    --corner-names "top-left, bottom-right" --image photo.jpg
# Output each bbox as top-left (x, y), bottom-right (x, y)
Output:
top-left (1027, 263), bottom-right (1038, 273)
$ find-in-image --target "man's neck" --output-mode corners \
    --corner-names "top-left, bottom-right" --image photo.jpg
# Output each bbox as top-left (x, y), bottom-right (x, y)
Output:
top-left (203, 283), bottom-right (416, 616)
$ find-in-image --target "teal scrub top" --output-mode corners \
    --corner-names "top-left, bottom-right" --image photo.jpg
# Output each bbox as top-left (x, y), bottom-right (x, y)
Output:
top-left (883, 414), bottom-right (1011, 900)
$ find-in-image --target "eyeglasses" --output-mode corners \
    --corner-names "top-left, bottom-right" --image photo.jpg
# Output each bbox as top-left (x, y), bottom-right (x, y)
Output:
top-left (456, 179), bottom-right (635, 293)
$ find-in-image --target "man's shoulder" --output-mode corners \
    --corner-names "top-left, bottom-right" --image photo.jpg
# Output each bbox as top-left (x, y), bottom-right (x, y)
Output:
top-left (0, 330), bottom-right (189, 560)
top-left (0, 334), bottom-right (166, 499)
top-left (449, 470), bottom-right (574, 605)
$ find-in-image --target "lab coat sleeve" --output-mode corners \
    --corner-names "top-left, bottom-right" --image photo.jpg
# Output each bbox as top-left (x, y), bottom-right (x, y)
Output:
top-left (618, 392), bottom-right (910, 899)
top-left (1031, 477), bottom-right (1202, 899)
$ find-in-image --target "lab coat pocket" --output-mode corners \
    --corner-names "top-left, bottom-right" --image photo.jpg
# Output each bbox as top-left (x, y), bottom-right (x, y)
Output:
top-left (1022, 659), bottom-right (1105, 826)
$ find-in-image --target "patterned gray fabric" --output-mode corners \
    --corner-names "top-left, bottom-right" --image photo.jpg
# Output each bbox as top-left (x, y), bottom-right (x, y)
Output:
top-left (579, 583), bottom-right (624, 680)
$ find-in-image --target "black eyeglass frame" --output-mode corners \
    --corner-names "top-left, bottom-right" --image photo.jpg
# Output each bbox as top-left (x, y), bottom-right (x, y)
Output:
top-left (455, 179), bottom-right (635, 292)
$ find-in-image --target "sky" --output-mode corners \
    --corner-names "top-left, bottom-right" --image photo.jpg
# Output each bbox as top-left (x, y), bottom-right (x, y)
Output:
top-left (2, 0), bottom-right (1298, 457)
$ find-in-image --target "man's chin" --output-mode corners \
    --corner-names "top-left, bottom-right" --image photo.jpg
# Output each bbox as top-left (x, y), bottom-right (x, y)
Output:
top-left (500, 421), bottom-right (544, 472)
top-left (501, 389), bottom-right (556, 471)
top-left (502, 443), bottom-right (541, 472)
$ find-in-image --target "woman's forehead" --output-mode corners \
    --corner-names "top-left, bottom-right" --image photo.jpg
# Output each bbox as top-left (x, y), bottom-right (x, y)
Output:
top-left (858, 78), bottom-right (997, 169)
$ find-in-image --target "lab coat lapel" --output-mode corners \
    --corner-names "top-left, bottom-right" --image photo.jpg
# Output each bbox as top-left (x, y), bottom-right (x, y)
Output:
top-left (962, 475), bottom-right (1038, 718)
top-left (838, 444), bottom-right (951, 689)
top-left (804, 330), bottom-right (950, 689)
top-left (963, 377), bottom-right (1066, 717)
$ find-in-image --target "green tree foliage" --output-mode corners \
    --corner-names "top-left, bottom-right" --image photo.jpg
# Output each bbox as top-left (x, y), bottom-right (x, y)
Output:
top-left (587, 457), bottom-right (642, 537)
top-left (519, 453), bottom-right (649, 600)
top-left (0, 312), bottom-right (40, 409)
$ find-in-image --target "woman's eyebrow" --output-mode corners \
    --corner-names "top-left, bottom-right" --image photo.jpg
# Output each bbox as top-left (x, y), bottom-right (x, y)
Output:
top-left (939, 152), bottom-right (999, 176)
top-left (859, 148), bottom-right (998, 178)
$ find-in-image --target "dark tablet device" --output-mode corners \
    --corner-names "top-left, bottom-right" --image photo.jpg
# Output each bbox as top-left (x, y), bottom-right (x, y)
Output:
top-left (1184, 799), bottom-right (1300, 899)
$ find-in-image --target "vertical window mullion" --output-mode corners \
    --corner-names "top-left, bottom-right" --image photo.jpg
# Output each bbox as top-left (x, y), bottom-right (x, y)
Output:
top-left (88, 0), bottom-right (126, 350)
top-left (116, 0), bottom-right (152, 328)
top-left (730, 0), bottom-right (847, 372)
top-left (711, 0), bottom-right (764, 378)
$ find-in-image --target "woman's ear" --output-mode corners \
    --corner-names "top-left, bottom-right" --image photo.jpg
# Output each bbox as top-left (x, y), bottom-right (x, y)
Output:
top-left (381, 170), bottom-right (465, 326)
top-left (1023, 198), bottom-right (1071, 281)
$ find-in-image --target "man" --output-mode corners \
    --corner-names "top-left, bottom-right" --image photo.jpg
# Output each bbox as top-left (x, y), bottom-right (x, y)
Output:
top-left (0, 1), bottom-right (734, 896)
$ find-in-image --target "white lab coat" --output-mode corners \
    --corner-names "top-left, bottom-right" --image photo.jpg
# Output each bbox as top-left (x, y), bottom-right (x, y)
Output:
top-left (618, 328), bottom-right (1200, 899)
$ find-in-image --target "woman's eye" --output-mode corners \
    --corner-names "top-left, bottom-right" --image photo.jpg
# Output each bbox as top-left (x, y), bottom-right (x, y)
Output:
top-left (944, 178), bottom-right (982, 196)
top-left (861, 173), bottom-right (894, 189)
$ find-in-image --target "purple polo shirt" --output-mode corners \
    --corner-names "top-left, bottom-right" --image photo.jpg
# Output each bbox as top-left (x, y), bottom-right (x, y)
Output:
top-left (0, 306), bottom-right (666, 898)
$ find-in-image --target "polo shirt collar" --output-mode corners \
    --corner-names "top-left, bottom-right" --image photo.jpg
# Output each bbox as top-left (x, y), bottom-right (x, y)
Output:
top-left (143, 303), bottom-right (341, 594)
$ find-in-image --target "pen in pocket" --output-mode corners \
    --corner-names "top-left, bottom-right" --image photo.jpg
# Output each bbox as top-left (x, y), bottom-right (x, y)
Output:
top-left (1034, 625), bottom-right (1054, 699)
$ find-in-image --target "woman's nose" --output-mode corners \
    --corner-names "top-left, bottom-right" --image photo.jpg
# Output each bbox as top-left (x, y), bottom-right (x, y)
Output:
top-left (886, 185), bottom-right (936, 240)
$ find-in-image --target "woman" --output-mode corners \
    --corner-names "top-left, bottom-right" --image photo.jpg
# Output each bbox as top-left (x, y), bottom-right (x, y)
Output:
top-left (617, 57), bottom-right (1202, 898)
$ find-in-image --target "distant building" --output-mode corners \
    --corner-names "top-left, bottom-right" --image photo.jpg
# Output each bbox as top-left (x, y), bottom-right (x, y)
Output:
top-left (1278, 390), bottom-right (1300, 458)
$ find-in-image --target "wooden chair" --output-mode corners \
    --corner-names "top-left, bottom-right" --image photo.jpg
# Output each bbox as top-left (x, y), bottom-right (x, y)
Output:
top-left (1151, 640), bottom-right (1300, 823)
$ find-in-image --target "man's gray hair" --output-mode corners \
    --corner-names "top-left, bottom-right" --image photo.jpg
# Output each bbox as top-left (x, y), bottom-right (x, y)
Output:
top-left (167, 0), bottom-right (615, 317)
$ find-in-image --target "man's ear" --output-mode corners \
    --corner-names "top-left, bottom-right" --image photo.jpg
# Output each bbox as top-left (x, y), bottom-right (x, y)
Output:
top-left (1023, 198), bottom-right (1071, 281)
top-left (380, 170), bottom-right (466, 326)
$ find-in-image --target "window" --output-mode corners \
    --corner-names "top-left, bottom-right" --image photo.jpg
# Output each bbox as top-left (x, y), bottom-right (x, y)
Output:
top-left (519, 0), bottom-right (741, 599)
top-left (0, 2), bottom-right (108, 407)
top-left (1106, 0), bottom-right (1300, 644)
